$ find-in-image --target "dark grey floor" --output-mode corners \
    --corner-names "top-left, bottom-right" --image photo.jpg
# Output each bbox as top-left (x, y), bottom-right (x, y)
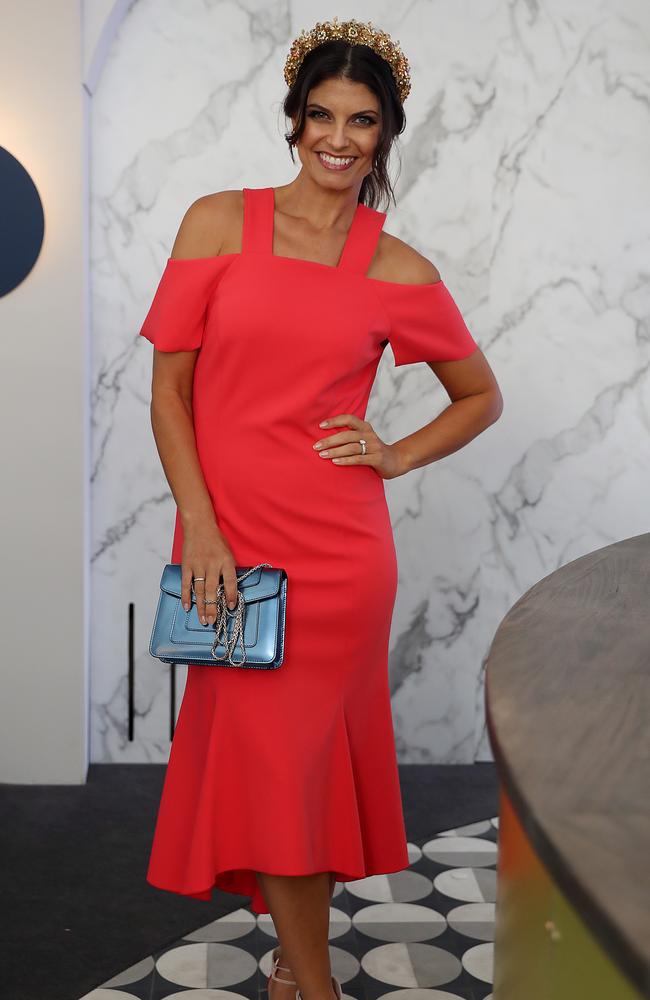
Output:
top-left (0, 762), bottom-right (499, 1000)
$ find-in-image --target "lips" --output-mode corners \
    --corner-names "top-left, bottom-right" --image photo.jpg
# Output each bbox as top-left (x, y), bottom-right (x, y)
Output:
top-left (316, 151), bottom-right (356, 170)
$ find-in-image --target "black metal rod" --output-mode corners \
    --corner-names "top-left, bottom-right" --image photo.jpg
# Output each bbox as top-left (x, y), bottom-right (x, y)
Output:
top-left (128, 602), bottom-right (134, 741)
top-left (170, 664), bottom-right (176, 741)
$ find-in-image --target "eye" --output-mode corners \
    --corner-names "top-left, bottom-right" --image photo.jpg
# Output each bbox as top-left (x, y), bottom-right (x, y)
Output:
top-left (307, 110), bottom-right (377, 126)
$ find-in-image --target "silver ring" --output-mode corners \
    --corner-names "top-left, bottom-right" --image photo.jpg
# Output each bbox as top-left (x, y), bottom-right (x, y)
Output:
top-left (192, 576), bottom-right (205, 582)
top-left (359, 438), bottom-right (367, 455)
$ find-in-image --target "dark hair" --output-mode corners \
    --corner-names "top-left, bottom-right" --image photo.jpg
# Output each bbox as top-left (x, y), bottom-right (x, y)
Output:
top-left (282, 39), bottom-right (406, 211)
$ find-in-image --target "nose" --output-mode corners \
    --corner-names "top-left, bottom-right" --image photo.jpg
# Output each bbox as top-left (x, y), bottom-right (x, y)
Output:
top-left (325, 122), bottom-right (353, 152)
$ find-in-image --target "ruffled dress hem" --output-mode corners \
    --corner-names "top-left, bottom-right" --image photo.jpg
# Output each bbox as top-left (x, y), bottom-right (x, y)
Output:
top-left (146, 855), bottom-right (411, 914)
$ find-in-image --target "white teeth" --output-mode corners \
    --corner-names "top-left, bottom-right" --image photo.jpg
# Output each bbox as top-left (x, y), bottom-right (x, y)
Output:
top-left (319, 152), bottom-right (354, 166)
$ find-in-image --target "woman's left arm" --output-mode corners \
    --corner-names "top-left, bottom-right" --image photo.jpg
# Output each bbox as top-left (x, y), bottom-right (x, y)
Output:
top-left (390, 346), bottom-right (503, 475)
top-left (312, 347), bottom-right (502, 480)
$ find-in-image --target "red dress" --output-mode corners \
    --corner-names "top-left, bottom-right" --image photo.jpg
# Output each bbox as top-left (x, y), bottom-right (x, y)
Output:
top-left (139, 186), bottom-right (478, 914)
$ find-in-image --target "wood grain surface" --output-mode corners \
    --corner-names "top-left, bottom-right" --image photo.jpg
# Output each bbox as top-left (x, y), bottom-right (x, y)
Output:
top-left (485, 531), bottom-right (650, 996)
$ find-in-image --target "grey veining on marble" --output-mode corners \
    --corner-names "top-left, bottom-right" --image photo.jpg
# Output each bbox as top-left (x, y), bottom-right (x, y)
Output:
top-left (89, 0), bottom-right (650, 764)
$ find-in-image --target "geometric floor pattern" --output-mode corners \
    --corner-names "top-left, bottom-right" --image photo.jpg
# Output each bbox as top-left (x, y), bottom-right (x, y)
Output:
top-left (78, 817), bottom-right (499, 1000)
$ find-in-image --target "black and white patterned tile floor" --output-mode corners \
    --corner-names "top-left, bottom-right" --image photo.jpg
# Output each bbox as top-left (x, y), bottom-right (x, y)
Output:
top-left (79, 818), bottom-right (498, 1000)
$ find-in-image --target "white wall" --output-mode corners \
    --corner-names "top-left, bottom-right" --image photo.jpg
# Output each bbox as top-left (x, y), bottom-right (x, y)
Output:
top-left (89, 0), bottom-right (650, 765)
top-left (0, 0), bottom-right (88, 782)
top-left (3, 0), bottom-right (649, 779)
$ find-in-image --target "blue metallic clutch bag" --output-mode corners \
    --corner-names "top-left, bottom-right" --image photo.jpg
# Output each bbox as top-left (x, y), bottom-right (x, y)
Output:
top-left (149, 562), bottom-right (287, 669)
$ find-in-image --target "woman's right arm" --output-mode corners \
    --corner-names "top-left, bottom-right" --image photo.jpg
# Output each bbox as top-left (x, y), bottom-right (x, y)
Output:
top-left (147, 194), bottom-right (240, 624)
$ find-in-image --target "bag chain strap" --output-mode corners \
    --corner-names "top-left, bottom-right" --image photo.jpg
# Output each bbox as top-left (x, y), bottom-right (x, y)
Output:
top-left (209, 563), bottom-right (272, 666)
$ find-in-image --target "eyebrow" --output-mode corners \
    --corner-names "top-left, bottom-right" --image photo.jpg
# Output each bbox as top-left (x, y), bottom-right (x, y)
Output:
top-left (306, 103), bottom-right (380, 116)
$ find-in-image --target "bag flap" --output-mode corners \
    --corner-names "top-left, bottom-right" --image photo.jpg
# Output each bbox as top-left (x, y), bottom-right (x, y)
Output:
top-left (160, 562), bottom-right (283, 604)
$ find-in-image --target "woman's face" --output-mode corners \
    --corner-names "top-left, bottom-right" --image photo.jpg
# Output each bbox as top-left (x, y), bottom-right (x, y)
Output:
top-left (293, 77), bottom-right (382, 188)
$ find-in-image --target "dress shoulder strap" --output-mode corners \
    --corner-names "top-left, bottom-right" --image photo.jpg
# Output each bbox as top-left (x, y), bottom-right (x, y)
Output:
top-left (242, 188), bottom-right (385, 273)
top-left (241, 187), bottom-right (273, 254)
top-left (338, 203), bottom-right (386, 276)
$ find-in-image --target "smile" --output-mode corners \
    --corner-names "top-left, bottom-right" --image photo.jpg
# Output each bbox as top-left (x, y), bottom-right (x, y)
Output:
top-left (317, 152), bottom-right (356, 170)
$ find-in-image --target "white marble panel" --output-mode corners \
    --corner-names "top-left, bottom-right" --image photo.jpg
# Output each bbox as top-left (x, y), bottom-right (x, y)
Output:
top-left (89, 0), bottom-right (650, 764)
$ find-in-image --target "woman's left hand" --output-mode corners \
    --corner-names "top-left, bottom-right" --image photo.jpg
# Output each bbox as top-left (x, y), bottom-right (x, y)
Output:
top-left (312, 414), bottom-right (406, 480)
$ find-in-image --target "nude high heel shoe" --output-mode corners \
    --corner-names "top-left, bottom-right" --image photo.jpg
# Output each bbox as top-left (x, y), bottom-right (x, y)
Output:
top-left (268, 945), bottom-right (297, 992)
top-left (295, 974), bottom-right (342, 1000)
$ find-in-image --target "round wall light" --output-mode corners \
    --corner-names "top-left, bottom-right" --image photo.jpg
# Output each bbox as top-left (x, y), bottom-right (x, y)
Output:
top-left (0, 146), bottom-right (45, 297)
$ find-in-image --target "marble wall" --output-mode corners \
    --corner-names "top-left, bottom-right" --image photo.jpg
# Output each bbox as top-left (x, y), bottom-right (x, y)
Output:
top-left (90, 0), bottom-right (650, 763)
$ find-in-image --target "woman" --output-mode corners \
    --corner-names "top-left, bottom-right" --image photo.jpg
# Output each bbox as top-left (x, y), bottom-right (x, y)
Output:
top-left (139, 17), bottom-right (502, 1000)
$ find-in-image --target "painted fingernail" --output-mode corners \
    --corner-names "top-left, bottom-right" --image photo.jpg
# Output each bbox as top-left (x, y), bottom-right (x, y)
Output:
top-left (319, 450), bottom-right (329, 457)
top-left (313, 442), bottom-right (322, 449)
top-left (319, 420), bottom-right (329, 427)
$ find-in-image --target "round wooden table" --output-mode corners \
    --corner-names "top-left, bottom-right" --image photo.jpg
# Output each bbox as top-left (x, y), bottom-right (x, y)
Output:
top-left (486, 532), bottom-right (650, 999)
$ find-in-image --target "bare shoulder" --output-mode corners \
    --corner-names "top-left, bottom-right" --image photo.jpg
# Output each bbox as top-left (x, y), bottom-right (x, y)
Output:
top-left (371, 229), bottom-right (441, 285)
top-left (170, 189), bottom-right (244, 259)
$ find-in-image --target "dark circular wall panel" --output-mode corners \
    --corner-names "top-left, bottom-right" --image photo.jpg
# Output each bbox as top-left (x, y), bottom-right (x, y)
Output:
top-left (0, 146), bottom-right (45, 297)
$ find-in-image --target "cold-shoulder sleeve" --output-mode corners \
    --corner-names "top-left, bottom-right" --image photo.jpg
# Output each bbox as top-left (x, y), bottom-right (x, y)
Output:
top-left (139, 256), bottom-right (233, 351)
top-left (375, 279), bottom-right (479, 366)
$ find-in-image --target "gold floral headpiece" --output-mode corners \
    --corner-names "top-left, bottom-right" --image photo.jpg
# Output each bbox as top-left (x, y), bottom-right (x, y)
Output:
top-left (283, 16), bottom-right (411, 103)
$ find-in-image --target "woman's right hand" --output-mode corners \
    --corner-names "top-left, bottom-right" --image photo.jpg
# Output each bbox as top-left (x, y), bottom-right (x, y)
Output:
top-left (181, 521), bottom-right (239, 626)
